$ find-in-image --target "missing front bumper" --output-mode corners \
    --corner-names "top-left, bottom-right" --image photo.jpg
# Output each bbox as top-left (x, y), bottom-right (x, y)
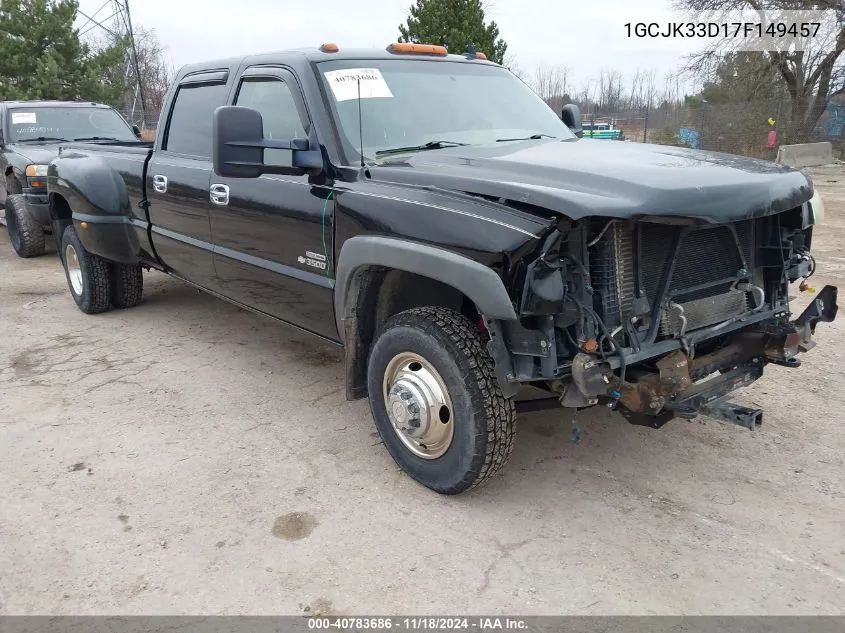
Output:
top-left (584, 285), bottom-right (838, 428)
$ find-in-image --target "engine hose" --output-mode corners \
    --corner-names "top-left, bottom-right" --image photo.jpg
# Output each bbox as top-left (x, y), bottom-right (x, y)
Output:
top-left (586, 219), bottom-right (617, 247)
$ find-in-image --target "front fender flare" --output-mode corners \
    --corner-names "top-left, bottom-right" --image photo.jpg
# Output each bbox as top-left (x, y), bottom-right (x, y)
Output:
top-left (334, 236), bottom-right (518, 343)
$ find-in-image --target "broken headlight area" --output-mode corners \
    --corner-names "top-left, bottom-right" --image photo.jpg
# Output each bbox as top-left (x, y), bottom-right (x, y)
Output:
top-left (491, 208), bottom-right (838, 429)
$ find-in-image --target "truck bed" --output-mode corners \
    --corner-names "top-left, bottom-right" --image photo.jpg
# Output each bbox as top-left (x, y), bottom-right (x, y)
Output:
top-left (57, 141), bottom-right (152, 210)
top-left (52, 141), bottom-right (155, 265)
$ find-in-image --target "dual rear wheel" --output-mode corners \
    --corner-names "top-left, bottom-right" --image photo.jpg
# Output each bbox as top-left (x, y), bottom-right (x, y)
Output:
top-left (61, 225), bottom-right (144, 314)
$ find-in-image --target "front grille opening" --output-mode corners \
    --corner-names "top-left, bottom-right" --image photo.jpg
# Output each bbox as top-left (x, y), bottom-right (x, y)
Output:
top-left (588, 219), bottom-right (761, 341)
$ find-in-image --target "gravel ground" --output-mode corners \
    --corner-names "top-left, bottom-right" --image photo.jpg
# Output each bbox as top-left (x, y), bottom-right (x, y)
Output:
top-left (1, 166), bottom-right (844, 615)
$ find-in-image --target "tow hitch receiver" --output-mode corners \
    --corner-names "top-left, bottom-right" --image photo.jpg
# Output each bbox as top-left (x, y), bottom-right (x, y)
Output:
top-left (698, 398), bottom-right (763, 430)
top-left (662, 362), bottom-right (765, 429)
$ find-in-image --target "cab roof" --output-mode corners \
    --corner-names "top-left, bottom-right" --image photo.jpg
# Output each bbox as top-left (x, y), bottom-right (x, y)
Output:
top-left (176, 46), bottom-right (496, 78)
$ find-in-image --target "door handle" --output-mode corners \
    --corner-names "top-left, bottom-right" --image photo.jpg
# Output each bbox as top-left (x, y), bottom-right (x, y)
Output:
top-left (152, 174), bottom-right (167, 193)
top-left (209, 183), bottom-right (229, 206)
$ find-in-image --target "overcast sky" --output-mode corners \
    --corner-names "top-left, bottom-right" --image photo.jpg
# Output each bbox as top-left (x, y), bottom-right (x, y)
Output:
top-left (76, 0), bottom-right (702, 92)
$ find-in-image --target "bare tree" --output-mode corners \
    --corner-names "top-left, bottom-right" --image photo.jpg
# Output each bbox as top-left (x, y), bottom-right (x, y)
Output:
top-left (642, 68), bottom-right (659, 109)
top-left (579, 79), bottom-right (597, 119)
top-left (597, 68), bottom-right (625, 113)
top-left (676, 0), bottom-right (845, 141)
top-left (503, 53), bottom-right (528, 81)
top-left (628, 69), bottom-right (645, 110)
top-left (530, 63), bottom-right (570, 113)
top-left (133, 27), bottom-right (175, 122)
top-left (89, 26), bottom-right (174, 128)
top-left (661, 71), bottom-right (682, 106)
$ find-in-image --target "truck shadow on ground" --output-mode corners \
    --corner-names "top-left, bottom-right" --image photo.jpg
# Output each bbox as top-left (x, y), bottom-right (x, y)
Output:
top-left (134, 273), bottom-right (753, 501)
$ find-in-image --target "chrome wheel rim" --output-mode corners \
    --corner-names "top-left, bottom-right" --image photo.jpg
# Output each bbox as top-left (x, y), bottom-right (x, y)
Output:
top-left (382, 351), bottom-right (454, 459)
top-left (65, 244), bottom-right (83, 295)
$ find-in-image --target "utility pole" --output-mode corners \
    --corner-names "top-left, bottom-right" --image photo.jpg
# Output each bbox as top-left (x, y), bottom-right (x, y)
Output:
top-left (77, 0), bottom-right (146, 127)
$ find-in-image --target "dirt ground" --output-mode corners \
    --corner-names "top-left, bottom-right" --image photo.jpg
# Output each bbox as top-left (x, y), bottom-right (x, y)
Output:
top-left (1, 166), bottom-right (844, 615)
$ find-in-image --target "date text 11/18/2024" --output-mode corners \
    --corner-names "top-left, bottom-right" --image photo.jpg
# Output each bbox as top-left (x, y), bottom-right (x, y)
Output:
top-left (307, 617), bottom-right (528, 630)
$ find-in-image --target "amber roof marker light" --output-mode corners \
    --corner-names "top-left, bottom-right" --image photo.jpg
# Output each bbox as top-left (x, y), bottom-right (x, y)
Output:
top-left (319, 43), bottom-right (339, 53)
top-left (387, 42), bottom-right (448, 56)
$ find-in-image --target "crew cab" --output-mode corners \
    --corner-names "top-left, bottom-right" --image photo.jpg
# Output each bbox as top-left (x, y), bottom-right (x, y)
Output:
top-left (46, 43), bottom-right (837, 494)
top-left (1, 100), bottom-right (140, 257)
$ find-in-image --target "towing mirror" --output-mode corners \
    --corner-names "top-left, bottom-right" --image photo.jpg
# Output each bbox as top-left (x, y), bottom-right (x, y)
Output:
top-left (561, 104), bottom-right (583, 138)
top-left (212, 105), bottom-right (322, 178)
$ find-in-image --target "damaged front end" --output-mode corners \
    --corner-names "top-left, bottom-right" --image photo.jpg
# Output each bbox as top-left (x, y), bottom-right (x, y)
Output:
top-left (486, 199), bottom-right (838, 430)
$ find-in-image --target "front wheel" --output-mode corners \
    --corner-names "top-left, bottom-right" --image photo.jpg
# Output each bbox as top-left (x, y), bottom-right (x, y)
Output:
top-left (61, 225), bottom-right (112, 314)
top-left (367, 307), bottom-right (516, 494)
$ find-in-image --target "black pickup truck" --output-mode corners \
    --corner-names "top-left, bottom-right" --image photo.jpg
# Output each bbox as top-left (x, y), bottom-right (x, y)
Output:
top-left (46, 43), bottom-right (837, 494)
top-left (1, 100), bottom-right (140, 257)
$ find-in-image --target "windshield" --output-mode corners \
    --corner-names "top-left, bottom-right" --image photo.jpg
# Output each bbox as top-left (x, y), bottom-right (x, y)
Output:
top-left (6, 107), bottom-right (137, 142)
top-left (316, 59), bottom-right (574, 162)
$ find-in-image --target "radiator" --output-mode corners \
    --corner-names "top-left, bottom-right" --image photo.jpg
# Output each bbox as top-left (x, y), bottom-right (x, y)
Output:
top-left (589, 220), bottom-right (756, 338)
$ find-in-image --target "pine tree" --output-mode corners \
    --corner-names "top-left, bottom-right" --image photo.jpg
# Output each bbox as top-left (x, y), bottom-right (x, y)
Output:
top-left (398, 0), bottom-right (507, 65)
top-left (0, 0), bottom-right (127, 104)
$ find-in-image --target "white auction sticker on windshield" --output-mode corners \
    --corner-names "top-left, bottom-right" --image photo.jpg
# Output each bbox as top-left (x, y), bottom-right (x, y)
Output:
top-left (323, 68), bottom-right (393, 102)
top-left (11, 112), bottom-right (37, 124)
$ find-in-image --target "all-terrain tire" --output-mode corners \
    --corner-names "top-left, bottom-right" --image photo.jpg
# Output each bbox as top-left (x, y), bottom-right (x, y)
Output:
top-left (61, 225), bottom-right (112, 314)
top-left (111, 263), bottom-right (144, 309)
top-left (5, 194), bottom-right (46, 258)
top-left (367, 306), bottom-right (516, 494)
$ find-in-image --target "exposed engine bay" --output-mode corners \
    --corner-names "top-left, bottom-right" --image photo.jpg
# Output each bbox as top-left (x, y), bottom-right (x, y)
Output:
top-left (487, 195), bottom-right (839, 430)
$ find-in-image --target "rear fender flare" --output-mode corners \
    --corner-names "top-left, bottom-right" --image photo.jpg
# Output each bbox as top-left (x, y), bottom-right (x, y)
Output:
top-left (48, 152), bottom-right (140, 264)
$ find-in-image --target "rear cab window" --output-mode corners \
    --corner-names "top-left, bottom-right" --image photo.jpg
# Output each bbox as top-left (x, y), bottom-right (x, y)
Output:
top-left (163, 81), bottom-right (230, 158)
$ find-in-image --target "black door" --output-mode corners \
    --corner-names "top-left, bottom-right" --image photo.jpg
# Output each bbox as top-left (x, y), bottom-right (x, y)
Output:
top-left (147, 77), bottom-right (231, 288)
top-left (209, 68), bottom-right (337, 339)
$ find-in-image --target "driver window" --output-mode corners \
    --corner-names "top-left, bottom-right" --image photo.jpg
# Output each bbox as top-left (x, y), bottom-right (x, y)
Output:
top-left (235, 77), bottom-right (307, 168)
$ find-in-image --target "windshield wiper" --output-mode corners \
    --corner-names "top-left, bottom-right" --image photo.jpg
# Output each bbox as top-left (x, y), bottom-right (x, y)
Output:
top-left (495, 133), bottom-right (556, 142)
top-left (17, 136), bottom-right (69, 143)
top-left (375, 140), bottom-right (468, 157)
top-left (73, 136), bottom-right (123, 142)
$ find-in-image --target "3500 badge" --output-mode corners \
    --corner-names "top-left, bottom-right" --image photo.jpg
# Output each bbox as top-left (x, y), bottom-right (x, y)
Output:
top-left (298, 250), bottom-right (327, 270)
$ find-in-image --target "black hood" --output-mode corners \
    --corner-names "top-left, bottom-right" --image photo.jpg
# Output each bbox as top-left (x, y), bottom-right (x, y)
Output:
top-left (7, 142), bottom-right (63, 165)
top-left (370, 139), bottom-right (813, 223)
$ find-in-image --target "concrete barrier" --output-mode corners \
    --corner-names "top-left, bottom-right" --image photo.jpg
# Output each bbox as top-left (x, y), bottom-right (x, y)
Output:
top-left (776, 142), bottom-right (834, 168)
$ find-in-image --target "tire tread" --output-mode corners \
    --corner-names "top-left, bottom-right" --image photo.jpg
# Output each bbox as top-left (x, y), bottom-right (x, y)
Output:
top-left (111, 263), bottom-right (143, 309)
top-left (381, 306), bottom-right (516, 493)
top-left (6, 194), bottom-right (45, 258)
top-left (61, 225), bottom-right (111, 314)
